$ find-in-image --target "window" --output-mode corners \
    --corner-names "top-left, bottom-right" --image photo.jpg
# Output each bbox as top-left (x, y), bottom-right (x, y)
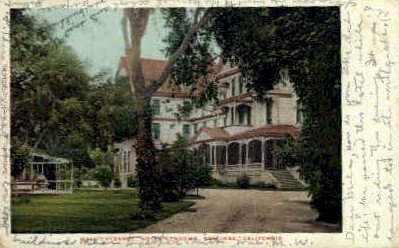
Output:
top-left (193, 123), bottom-right (198, 134)
top-left (203, 121), bottom-right (207, 127)
top-left (182, 124), bottom-right (190, 138)
top-left (223, 115), bottom-right (227, 127)
top-left (239, 76), bottom-right (244, 94)
top-left (213, 119), bottom-right (217, 127)
top-left (231, 78), bottom-right (236, 96)
top-left (151, 99), bottom-right (160, 116)
top-left (127, 151), bottom-right (131, 172)
top-left (231, 108), bottom-right (235, 125)
top-left (266, 98), bottom-right (273, 124)
top-left (152, 123), bottom-right (160, 139)
top-left (123, 151), bottom-right (127, 172)
top-left (296, 99), bottom-right (302, 124)
top-left (181, 100), bottom-right (191, 118)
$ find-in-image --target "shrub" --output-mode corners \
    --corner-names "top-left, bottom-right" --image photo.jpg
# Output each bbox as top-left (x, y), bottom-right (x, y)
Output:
top-left (88, 146), bottom-right (114, 189)
top-left (114, 177), bottom-right (122, 188)
top-left (273, 134), bottom-right (297, 169)
top-left (127, 175), bottom-right (138, 188)
top-left (251, 182), bottom-right (277, 189)
top-left (92, 166), bottom-right (113, 189)
top-left (158, 136), bottom-right (213, 201)
top-left (11, 137), bottom-right (30, 179)
top-left (236, 174), bottom-right (250, 189)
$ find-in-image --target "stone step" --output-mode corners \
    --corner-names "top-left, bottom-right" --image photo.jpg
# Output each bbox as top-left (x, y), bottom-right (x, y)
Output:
top-left (270, 170), bottom-right (305, 189)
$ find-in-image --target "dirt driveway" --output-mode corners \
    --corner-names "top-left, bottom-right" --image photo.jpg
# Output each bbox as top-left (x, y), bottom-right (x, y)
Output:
top-left (138, 189), bottom-right (341, 233)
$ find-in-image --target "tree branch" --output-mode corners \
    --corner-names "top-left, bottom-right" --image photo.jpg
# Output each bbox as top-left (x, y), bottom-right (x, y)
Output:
top-left (125, 9), bottom-right (151, 95)
top-left (121, 10), bottom-right (131, 55)
top-left (149, 8), bottom-right (213, 94)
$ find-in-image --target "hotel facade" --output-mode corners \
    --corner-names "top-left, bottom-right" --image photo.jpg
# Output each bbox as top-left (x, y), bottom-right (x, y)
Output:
top-left (114, 57), bottom-right (304, 188)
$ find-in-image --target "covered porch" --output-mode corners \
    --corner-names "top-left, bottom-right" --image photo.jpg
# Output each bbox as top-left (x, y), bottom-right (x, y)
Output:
top-left (191, 124), bottom-right (300, 171)
top-left (195, 138), bottom-right (284, 171)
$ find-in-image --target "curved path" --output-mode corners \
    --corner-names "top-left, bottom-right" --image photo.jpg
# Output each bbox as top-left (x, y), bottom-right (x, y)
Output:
top-left (137, 189), bottom-right (341, 233)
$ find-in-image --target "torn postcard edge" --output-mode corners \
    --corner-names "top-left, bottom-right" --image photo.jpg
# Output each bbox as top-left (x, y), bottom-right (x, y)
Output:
top-left (0, 0), bottom-right (398, 247)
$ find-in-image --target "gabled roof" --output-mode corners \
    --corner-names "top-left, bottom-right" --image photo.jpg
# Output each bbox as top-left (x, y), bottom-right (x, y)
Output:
top-left (190, 126), bottom-right (230, 143)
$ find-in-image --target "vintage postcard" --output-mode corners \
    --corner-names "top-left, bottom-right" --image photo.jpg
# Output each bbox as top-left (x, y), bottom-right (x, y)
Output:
top-left (0, 0), bottom-right (398, 247)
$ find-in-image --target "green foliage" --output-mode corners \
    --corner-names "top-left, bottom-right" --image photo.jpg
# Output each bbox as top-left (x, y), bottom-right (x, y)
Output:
top-left (11, 10), bottom-right (137, 175)
top-left (88, 147), bottom-right (113, 168)
top-left (87, 147), bottom-right (114, 189)
top-left (91, 166), bottom-right (114, 189)
top-left (209, 8), bottom-right (341, 222)
top-left (113, 177), bottom-right (122, 188)
top-left (273, 134), bottom-right (297, 169)
top-left (127, 175), bottom-right (138, 188)
top-left (161, 8), bottom-right (218, 115)
top-left (158, 136), bottom-right (212, 202)
top-left (10, 137), bottom-right (30, 178)
top-left (236, 174), bottom-right (250, 189)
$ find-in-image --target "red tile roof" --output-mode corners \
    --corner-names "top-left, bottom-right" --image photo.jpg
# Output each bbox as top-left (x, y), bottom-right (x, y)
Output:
top-left (190, 125), bottom-right (300, 144)
top-left (229, 125), bottom-right (300, 140)
top-left (118, 57), bottom-right (223, 98)
top-left (190, 126), bottom-right (230, 143)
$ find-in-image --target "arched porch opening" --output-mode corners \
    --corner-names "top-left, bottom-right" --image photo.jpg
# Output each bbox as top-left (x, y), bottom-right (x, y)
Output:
top-left (248, 139), bottom-right (262, 164)
top-left (227, 142), bottom-right (240, 165)
top-left (216, 145), bottom-right (226, 166)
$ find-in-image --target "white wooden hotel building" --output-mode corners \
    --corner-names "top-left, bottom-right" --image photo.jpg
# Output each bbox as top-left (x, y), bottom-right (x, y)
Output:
top-left (114, 57), bottom-right (303, 188)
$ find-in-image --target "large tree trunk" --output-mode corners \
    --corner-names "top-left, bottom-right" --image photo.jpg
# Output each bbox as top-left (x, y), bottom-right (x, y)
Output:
top-left (122, 8), bottom-right (213, 213)
top-left (134, 94), bottom-right (162, 211)
top-left (123, 9), bottom-right (162, 212)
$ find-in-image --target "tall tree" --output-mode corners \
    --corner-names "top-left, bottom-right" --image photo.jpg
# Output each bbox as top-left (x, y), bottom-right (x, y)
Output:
top-left (121, 8), bottom-right (214, 212)
top-left (11, 10), bottom-right (138, 176)
top-left (209, 7), bottom-right (341, 223)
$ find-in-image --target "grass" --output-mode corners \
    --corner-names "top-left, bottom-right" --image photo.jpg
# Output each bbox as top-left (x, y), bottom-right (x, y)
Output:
top-left (11, 189), bottom-right (194, 233)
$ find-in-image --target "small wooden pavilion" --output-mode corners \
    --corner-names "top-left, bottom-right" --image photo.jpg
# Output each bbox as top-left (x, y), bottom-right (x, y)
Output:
top-left (12, 151), bottom-right (74, 195)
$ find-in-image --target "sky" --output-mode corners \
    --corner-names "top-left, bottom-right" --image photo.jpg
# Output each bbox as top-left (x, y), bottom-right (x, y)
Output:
top-left (30, 9), bottom-right (169, 76)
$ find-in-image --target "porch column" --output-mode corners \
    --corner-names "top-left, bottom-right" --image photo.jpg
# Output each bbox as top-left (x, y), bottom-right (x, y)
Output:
top-left (209, 145), bottom-right (214, 164)
top-left (213, 145), bottom-right (217, 167)
top-left (238, 142), bottom-right (242, 168)
top-left (261, 138), bottom-right (265, 170)
top-left (225, 144), bottom-right (228, 166)
top-left (245, 141), bottom-right (249, 170)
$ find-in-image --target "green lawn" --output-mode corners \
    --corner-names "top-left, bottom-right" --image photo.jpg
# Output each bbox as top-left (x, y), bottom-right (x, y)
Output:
top-left (11, 190), bottom-right (194, 233)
